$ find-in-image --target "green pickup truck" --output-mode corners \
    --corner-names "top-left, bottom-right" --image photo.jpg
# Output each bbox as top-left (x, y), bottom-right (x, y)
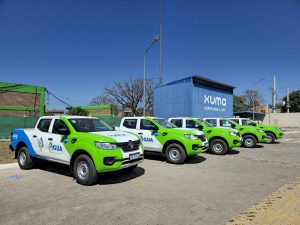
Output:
top-left (118, 117), bottom-right (209, 164)
top-left (230, 118), bottom-right (284, 143)
top-left (168, 117), bottom-right (242, 155)
top-left (203, 118), bottom-right (267, 148)
top-left (10, 116), bottom-right (144, 185)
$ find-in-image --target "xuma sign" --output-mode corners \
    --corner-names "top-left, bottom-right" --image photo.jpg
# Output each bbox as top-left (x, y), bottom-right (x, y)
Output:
top-left (204, 95), bottom-right (227, 106)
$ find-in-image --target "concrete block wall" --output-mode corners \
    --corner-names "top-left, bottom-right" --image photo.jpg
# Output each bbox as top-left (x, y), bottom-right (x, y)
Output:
top-left (263, 113), bottom-right (300, 128)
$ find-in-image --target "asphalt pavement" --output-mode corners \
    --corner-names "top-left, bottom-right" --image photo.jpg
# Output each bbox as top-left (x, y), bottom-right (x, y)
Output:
top-left (0, 131), bottom-right (299, 225)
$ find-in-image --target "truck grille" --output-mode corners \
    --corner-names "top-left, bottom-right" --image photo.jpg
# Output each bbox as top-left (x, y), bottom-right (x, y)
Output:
top-left (116, 140), bottom-right (140, 152)
top-left (197, 134), bottom-right (206, 142)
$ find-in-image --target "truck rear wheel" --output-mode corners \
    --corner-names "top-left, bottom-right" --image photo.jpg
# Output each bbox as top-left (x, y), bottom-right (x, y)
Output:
top-left (242, 135), bottom-right (257, 148)
top-left (74, 154), bottom-right (98, 186)
top-left (210, 139), bottom-right (228, 155)
top-left (165, 143), bottom-right (186, 164)
top-left (17, 146), bottom-right (34, 169)
top-left (266, 132), bottom-right (275, 144)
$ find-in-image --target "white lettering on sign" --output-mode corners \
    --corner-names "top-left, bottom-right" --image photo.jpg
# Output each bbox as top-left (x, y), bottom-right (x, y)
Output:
top-left (204, 95), bottom-right (227, 107)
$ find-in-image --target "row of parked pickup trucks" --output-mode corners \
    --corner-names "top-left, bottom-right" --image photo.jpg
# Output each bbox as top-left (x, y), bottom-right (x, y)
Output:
top-left (10, 115), bottom-right (283, 185)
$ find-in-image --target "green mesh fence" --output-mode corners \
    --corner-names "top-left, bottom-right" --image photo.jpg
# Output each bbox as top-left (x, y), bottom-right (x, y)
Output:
top-left (95, 116), bottom-right (122, 127)
top-left (0, 116), bottom-right (38, 139)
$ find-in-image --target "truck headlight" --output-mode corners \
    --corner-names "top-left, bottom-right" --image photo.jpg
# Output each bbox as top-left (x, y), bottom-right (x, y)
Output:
top-left (184, 134), bottom-right (199, 140)
top-left (95, 142), bottom-right (117, 150)
top-left (276, 127), bottom-right (281, 131)
top-left (257, 129), bottom-right (265, 133)
top-left (227, 132), bottom-right (237, 136)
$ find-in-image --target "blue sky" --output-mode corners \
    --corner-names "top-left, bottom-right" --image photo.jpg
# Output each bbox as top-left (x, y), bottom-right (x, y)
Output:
top-left (1, 0), bottom-right (300, 109)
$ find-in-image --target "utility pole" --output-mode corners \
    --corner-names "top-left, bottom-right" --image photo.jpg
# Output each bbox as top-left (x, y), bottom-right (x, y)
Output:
top-left (287, 88), bottom-right (290, 113)
top-left (272, 75), bottom-right (277, 113)
top-left (159, 0), bottom-right (163, 86)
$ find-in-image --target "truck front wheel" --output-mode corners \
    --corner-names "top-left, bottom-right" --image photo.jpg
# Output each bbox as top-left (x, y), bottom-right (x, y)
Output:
top-left (165, 143), bottom-right (186, 164)
top-left (210, 139), bottom-right (228, 155)
top-left (242, 135), bottom-right (257, 148)
top-left (266, 132), bottom-right (275, 144)
top-left (17, 146), bottom-right (34, 169)
top-left (74, 154), bottom-right (98, 185)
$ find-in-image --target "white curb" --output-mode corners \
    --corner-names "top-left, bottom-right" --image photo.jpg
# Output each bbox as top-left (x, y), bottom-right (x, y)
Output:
top-left (0, 163), bottom-right (18, 170)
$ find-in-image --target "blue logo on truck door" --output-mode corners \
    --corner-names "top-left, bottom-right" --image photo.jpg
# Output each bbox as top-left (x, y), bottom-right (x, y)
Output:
top-left (48, 142), bottom-right (63, 152)
top-left (141, 136), bottom-right (153, 142)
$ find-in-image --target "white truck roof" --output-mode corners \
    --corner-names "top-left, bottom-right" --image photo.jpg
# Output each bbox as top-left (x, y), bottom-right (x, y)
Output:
top-left (39, 115), bottom-right (98, 119)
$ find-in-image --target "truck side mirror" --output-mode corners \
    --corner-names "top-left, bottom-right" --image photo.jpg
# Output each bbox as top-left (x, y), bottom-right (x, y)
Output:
top-left (231, 124), bottom-right (236, 128)
top-left (198, 125), bottom-right (203, 130)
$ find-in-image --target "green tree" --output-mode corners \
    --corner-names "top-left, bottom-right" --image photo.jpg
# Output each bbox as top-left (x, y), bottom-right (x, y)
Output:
top-left (68, 107), bottom-right (89, 116)
top-left (233, 95), bottom-right (248, 112)
top-left (282, 90), bottom-right (300, 112)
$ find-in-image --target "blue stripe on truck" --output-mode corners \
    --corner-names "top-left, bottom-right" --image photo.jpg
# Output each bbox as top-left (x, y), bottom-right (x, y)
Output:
top-left (11, 130), bottom-right (37, 157)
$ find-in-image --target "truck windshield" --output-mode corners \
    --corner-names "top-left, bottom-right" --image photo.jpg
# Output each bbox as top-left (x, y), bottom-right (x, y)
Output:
top-left (153, 118), bottom-right (177, 128)
top-left (68, 118), bottom-right (113, 132)
top-left (196, 119), bottom-right (213, 127)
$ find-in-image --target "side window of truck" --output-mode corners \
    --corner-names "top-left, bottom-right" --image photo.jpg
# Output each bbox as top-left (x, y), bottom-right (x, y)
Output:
top-left (186, 120), bottom-right (196, 128)
top-left (52, 119), bottom-right (70, 134)
top-left (220, 119), bottom-right (231, 127)
top-left (206, 119), bottom-right (217, 127)
top-left (37, 119), bottom-right (52, 132)
top-left (140, 119), bottom-right (158, 130)
top-left (170, 119), bottom-right (182, 127)
top-left (231, 119), bottom-right (239, 124)
top-left (123, 119), bottom-right (137, 129)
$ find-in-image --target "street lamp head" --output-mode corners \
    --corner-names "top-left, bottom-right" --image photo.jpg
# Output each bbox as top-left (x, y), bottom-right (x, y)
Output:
top-left (154, 35), bottom-right (160, 41)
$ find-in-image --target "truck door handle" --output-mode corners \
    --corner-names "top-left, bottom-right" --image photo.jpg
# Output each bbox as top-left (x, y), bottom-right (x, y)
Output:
top-left (48, 138), bottom-right (53, 141)
top-left (33, 135), bottom-right (37, 138)
top-left (138, 133), bottom-right (143, 135)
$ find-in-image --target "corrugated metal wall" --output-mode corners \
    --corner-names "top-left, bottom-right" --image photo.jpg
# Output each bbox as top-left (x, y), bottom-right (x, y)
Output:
top-left (154, 77), bottom-right (192, 118)
top-left (192, 83), bottom-right (233, 118)
top-left (154, 77), bottom-right (233, 118)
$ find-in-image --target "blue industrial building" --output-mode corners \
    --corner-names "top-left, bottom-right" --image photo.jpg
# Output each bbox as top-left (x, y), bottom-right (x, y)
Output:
top-left (154, 76), bottom-right (235, 118)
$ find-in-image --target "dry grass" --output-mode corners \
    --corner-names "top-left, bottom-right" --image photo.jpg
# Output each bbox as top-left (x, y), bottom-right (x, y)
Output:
top-left (0, 141), bottom-right (16, 164)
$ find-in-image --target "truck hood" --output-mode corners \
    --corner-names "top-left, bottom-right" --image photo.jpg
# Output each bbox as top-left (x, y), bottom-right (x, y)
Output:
top-left (90, 131), bottom-right (139, 142)
top-left (175, 128), bottom-right (204, 135)
top-left (218, 127), bottom-right (239, 133)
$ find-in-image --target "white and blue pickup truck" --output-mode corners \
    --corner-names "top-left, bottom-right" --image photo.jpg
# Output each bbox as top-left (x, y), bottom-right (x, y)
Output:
top-left (10, 116), bottom-right (144, 185)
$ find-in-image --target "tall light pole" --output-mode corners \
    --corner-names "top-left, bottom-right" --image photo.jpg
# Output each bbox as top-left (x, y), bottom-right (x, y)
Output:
top-left (159, 0), bottom-right (163, 85)
top-left (252, 78), bottom-right (265, 120)
top-left (143, 35), bottom-right (160, 116)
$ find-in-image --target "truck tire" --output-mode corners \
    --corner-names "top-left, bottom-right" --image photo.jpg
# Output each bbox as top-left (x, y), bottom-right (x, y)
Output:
top-left (266, 132), bottom-right (275, 144)
top-left (17, 146), bottom-right (34, 169)
top-left (74, 154), bottom-right (98, 186)
top-left (210, 139), bottom-right (228, 155)
top-left (242, 135), bottom-right (257, 148)
top-left (165, 143), bottom-right (186, 164)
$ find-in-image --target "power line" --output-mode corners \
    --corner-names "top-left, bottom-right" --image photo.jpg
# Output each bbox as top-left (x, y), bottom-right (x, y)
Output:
top-left (46, 90), bottom-right (72, 107)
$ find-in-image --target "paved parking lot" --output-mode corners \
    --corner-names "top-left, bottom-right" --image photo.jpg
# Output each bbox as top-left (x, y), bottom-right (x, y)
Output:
top-left (0, 131), bottom-right (299, 225)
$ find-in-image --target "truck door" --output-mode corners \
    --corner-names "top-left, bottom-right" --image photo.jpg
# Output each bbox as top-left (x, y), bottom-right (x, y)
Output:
top-left (138, 119), bottom-right (162, 152)
top-left (32, 118), bottom-right (52, 158)
top-left (46, 119), bottom-right (71, 164)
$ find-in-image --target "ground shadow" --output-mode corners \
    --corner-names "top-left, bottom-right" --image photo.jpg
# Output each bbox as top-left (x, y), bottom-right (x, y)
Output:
top-left (34, 160), bottom-right (73, 177)
top-left (144, 152), bottom-right (165, 162)
top-left (226, 149), bottom-right (240, 155)
top-left (255, 144), bottom-right (265, 148)
top-left (269, 141), bottom-right (281, 144)
top-left (185, 155), bottom-right (206, 164)
top-left (33, 160), bottom-right (145, 185)
top-left (98, 167), bottom-right (145, 185)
